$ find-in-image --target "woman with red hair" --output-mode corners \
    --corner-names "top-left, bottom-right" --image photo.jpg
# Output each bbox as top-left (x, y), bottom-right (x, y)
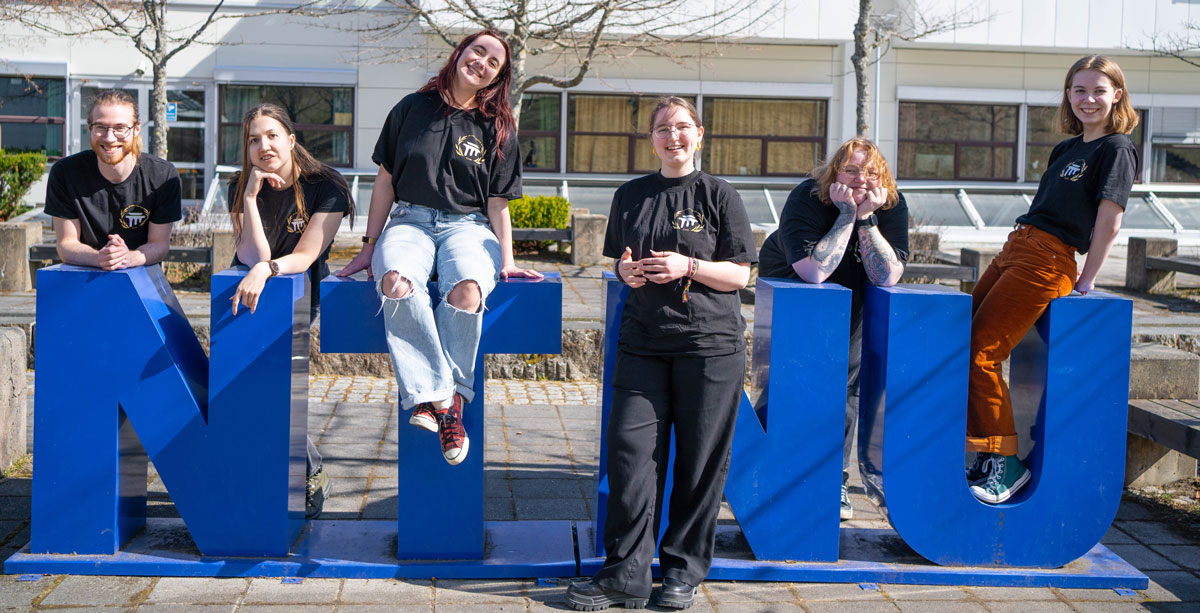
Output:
top-left (339, 30), bottom-right (540, 466)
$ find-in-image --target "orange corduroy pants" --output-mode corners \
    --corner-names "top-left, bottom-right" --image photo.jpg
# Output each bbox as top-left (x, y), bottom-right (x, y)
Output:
top-left (967, 224), bottom-right (1078, 455)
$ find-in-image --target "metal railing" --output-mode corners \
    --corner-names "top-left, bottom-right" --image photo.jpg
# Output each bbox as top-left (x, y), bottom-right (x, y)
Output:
top-left (200, 166), bottom-right (1200, 237)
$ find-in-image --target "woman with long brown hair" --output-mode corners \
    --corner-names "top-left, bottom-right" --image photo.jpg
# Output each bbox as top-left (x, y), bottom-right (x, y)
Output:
top-left (337, 30), bottom-right (539, 466)
top-left (227, 102), bottom-right (353, 519)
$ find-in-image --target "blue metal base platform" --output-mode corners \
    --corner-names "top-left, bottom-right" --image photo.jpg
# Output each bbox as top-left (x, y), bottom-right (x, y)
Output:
top-left (4, 520), bottom-right (1147, 588)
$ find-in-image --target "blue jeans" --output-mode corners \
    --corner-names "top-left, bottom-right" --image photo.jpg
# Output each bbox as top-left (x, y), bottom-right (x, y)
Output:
top-left (372, 202), bottom-right (500, 410)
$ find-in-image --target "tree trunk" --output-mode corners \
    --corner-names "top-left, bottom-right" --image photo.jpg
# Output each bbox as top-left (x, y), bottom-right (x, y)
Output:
top-left (150, 59), bottom-right (168, 160)
top-left (852, 0), bottom-right (871, 138)
top-left (508, 35), bottom-right (528, 125)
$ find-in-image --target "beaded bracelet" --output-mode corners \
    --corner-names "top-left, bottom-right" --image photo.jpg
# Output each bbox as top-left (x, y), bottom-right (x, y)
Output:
top-left (678, 257), bottom-right (698, 303)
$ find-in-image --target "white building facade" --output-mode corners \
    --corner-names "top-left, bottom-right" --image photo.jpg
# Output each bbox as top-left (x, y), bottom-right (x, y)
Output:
top-left (2, 0), bottom-right (1199, 230)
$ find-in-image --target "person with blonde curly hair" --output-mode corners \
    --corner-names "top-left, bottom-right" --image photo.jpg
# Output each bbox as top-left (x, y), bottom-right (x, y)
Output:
top-left (757, 137), bottom-right (909, 521)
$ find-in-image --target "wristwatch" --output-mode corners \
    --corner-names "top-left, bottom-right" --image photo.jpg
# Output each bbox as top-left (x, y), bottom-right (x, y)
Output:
top-left (855, 214), bottom-right (879, 229)
top-left (362, 235), bottom-right (378, 245)
top-left (267, 260), bottom-right (280, 277)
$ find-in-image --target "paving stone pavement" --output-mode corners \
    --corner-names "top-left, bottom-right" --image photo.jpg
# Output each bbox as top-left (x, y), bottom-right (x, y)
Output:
top-left (2, 376), bottom-right (1198, 611)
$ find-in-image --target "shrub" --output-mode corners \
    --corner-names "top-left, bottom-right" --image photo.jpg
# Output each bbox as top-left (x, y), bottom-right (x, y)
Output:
top-left (0, 150), bottom-right (48, 221)
top-left (508, 195), bottom-right (571, 252)
top-left (507, 195), bottom-right (570, 229)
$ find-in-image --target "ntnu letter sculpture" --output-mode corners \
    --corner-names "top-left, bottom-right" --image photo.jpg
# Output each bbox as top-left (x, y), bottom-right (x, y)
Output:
top-left (30, 265), bottom-right (561, 559)
top-left (597, 277), bottom-right (1132, 568)
top-left (30, 265), bottom-right (1130, 569)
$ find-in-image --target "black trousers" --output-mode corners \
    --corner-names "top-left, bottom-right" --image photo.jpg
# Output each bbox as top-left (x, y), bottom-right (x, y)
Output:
top-left (595, 349), bottom-right (744, 598)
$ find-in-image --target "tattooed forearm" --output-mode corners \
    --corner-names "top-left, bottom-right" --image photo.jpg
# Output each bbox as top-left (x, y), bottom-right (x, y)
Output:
top-left (809, 205), bottom-right (857, 276)
top-left (858, 226), bottom-right (904, 286)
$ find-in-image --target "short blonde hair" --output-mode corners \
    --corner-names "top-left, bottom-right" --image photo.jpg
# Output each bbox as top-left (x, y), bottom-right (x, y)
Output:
top-left (87, 89), bottom-right (142, 159)
top-left (1056, 55), bottom-right (1139, 136)
top-left (810, 137), bottom-right (899, 210)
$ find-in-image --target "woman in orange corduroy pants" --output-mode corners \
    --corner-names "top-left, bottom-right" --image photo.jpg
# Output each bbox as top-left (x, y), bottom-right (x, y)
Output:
top-left (967, 55), bottom-right (1140, 504)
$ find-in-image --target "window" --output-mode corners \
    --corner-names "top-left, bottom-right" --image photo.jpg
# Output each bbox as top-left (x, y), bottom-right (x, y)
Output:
top-left (219, 85), bottom-right (353, 167)
top-left (1, 76), bottom-right (65, 158)
top-left (155, 90), bottom-right (207, 200)
top-left (568, 94), bottom-right (694, 174)
top-left (702, 97), bottom-right (826, 176)
top-left (1150, 108), bottom-right (1200, 183)
top-left (81, 87), bottom-right (209, 201)
top-left (519, 93), bottom-right (560, 171)
top-left (898, 102), bottom-right (1018, 181)
top-left (1026, 106), bottom-right (1145, 182)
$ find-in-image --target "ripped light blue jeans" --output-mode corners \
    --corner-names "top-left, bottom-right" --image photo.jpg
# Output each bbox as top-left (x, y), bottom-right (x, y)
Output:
top-left (372, 202), bottom-right (501, 410)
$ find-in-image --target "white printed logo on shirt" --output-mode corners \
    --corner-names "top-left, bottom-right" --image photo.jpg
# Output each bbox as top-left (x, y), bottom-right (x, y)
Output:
top-left (1060, 160), bottom-right (1087, 182)
top-left (119, 204), bottom-right (149, 229)
top-left (455, 135), bottom-right (486, 165)
top-left (287, 211), bottom-right (307, 234)
top-left (673, 209), bottom-right (705, 232)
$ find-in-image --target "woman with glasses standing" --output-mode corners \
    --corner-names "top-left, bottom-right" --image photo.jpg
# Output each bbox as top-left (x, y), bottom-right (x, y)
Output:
top-left (756, 137), bottom-right (909, 521)
top-left (565, 97), bottom-right (756, 611)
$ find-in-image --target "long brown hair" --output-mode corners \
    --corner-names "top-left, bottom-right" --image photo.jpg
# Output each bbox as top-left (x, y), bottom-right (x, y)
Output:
top-left (1056, 55), bottom-right (1138, 136)
top-left (228, 103), bottom-right (353, 237)
top-left (419, 29), bottom-right (516, 157)
top-left (810, 137), bottom-right (900, 210)
top-left (87, 89), bottom-right (142, 159)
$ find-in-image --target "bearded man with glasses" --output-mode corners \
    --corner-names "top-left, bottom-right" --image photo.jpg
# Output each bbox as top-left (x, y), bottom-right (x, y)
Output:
top-left (44, 89), bottom-right (181, 270)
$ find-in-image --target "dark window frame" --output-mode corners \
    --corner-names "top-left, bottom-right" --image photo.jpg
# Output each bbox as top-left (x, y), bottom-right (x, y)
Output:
top-left (898, 101), bottom-right (1019, 181)
top-left (566, 93), bottom-right (694, 174)
top-left (1, 75), bottom-right (67, 160)
top-left (701, 96), bottom-right (827, 177)
top-left (217, 84), bottom-right (355, 168)
top-left (519, 92), bottom-right (561, 172)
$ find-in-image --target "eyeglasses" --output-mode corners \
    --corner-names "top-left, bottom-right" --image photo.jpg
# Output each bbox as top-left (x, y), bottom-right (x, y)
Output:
top-left (89, 124), bottom-right (134, 139)
top-left (841, 166), bottom-right (880, 180)
top-left (652, 123), bottom-right (697, 139)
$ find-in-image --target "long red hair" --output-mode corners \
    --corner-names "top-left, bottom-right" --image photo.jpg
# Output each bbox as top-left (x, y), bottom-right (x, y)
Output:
top-left (419, 29), bottom-right (516, 158)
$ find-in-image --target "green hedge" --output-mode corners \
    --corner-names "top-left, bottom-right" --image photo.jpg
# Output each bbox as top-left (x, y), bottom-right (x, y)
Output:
top-left (0, 150), bottom-right (47, 221)
top-left (507, 195), bottom-right (570, 229)
top-left (508, 195), bottom-right (571, 252)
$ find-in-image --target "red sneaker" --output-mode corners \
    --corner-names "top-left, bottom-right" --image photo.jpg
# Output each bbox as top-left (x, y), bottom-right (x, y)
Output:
top-left (435, 394), bottom-right (469, 465)
top-left (409, 403), bottom-right (438, 432)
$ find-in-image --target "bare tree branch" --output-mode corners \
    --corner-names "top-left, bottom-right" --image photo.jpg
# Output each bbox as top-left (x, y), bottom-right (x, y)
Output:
top-left (0, 0), bottom-right (369, 159)
top-left (1128, 22), bottom-right (1200, 69)
top-left (358, 0), bottom-right (781, 122)
top-left (850, 0), bottom-right (995, 136)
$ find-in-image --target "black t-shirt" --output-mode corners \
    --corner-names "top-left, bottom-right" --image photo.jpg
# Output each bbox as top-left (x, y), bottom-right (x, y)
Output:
top-left (44, 150), bottom-right (182, 250)
top-left (1016, 133), bottom-right (1138, 254)
top-left (603, 170), bottom-right (758, 357)
top-left (758, 178), bottom-right (909, 320)
top-left (372, 90), bottom-right (522, 215)
top-left (227, 172), bottom-right (351, 308)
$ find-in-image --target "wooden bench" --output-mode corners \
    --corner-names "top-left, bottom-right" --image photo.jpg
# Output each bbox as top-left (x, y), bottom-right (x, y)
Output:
top-left (1126, 236), bottom-right (1200, 292)
top-left (511, 212), bottom-right (606, 266)
top-left (1128, 399), bottom-right (1200, 461)
top-left (1125, 342), bottom-right (1200, 486)
top-left (511, 228), bottom-right (572, 242)
top-left (901, 262), bottom-right (977, 283)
